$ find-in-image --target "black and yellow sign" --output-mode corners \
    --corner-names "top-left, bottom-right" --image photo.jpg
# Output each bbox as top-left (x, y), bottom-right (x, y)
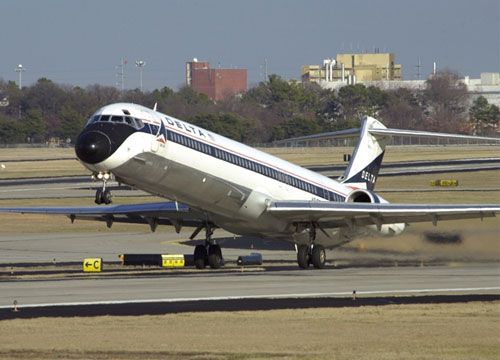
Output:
top-left (83, 258), bottom-right (102, 272)
top-left (161, 254), bottom-right (185, 268)
top-left (430, 179), bottom-right (459, 187)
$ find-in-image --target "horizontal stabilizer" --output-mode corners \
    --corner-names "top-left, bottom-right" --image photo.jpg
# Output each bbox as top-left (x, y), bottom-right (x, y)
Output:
top-left (370, 128), bottom-right (500, 142)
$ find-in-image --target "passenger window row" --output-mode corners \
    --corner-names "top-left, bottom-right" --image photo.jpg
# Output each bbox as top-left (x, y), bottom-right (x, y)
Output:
top-left (166, 130), bottom-right (344, 202)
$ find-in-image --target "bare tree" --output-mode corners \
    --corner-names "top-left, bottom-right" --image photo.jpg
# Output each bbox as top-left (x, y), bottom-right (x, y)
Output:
top-left (423, 70), bottom-right (469, 133)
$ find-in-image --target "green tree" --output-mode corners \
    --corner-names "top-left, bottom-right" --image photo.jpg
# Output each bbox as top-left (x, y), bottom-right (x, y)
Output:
top-left (0, 115), bottom-right (24, 143)
top-left (58, 105), bottom-right (86, 142)
top-left (271, 116), bottom-right (321, 141)
top-left (190, 113), bottom-right (249, 142)
top-left (22, 108), bottom-right (46, 142)
top-left (337, 84), bottom-right (388, 128)
top-left (469, 96), bottom-right (499, 135)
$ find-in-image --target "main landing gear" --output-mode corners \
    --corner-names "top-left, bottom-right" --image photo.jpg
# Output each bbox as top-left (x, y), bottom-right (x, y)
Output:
top-left (93, 172), bottom-right (112, 205)
top-left (193, 224), bottom-right (223, 270)
top-left (297, 244), bottom-right (326, 269)
top-left (296, 224), bottom-right (327, 269)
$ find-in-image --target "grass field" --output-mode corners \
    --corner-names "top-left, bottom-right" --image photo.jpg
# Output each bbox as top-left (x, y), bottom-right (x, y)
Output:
top-left (0, 302), bottom-right (498, 360)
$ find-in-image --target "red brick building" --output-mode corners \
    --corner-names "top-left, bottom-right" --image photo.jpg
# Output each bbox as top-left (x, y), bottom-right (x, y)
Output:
top-left (186, 59), bottom-right (247, 101)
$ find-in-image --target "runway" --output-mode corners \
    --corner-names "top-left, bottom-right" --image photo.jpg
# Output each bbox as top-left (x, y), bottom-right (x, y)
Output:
top-left (1, 263), bottom-right (499, 308)
top-left (1, 224), bottom-right (499, 314)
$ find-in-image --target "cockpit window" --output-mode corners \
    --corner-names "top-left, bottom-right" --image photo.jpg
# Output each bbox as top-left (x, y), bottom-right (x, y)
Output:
top-left (134, 118), bottom-right (144, 128)
top-left (85, 113), bottom-right (145, 130)
top-left (86, 115), bottom-right (100, 125)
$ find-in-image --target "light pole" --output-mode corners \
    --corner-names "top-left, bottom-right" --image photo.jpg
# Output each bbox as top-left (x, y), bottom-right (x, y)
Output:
top-left (135, 60), bottom-right (146, 92)
top-left (14, 64), bottom-right (26, 90)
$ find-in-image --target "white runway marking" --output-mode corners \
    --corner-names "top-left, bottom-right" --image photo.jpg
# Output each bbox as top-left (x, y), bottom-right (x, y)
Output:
top-left (1, 286), bottom-right (498, 309)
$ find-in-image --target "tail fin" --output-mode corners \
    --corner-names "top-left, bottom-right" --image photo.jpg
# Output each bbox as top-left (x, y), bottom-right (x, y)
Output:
top-left (341, 116), bottom-right (390, 191)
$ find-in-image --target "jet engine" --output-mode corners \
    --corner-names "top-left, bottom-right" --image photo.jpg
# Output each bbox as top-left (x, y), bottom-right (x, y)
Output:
top-left (345, 189), bottom-right (405, 236)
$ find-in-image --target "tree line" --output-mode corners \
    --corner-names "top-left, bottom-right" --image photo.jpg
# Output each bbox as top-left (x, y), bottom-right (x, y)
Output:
top-left (0, 70), bottom-right (498, 145)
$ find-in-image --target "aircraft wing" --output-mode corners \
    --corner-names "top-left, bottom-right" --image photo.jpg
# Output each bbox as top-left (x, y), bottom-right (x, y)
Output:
top-left (0, 202), bottom-right (206, 231)
top-left (266, 201), bottom-right (500, 228)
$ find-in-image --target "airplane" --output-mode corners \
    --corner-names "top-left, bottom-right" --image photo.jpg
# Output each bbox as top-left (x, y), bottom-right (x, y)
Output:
top-left (1, 102), bottom-right (499, 269)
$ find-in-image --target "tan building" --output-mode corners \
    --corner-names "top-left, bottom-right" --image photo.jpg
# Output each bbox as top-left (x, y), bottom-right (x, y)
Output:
top-left (302, 52), bottom-right (402, 83)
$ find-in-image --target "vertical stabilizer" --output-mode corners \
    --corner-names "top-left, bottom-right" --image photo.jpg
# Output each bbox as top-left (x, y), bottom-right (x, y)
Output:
top-left (341, 116), bottom-right (390, 190)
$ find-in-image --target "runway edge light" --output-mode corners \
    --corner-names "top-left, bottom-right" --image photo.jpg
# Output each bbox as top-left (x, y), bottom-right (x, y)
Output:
top-left (83, 258), bottom-right (103, 272)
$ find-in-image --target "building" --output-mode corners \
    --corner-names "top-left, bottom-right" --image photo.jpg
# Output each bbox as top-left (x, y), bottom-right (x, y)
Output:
top-left (317, 72), bottom-right (500, 108)
top-left (186, 59), bottom-right (247, 101)
top-left (301, 52), bottom-right (402, 84)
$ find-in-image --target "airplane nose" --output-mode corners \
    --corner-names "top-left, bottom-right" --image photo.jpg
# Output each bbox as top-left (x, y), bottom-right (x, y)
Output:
top-left (75, 131), bottom-right (112, 164)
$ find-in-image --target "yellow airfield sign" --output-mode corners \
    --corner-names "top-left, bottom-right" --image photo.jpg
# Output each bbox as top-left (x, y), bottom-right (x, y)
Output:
top-left (162, 254), bottom-right (185, 268)
top-left (83, 258), bottom-right (102, 272)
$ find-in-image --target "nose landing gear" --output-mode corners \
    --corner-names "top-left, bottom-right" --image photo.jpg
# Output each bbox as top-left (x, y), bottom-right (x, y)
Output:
top-left (92, 172), bottom-right (112, 205)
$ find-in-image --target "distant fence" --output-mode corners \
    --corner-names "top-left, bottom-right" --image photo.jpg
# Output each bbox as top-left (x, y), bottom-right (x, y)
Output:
top-left (268, 133), bottom-right (500, 148)
top-left (0, 143), bottom-right (73, 149)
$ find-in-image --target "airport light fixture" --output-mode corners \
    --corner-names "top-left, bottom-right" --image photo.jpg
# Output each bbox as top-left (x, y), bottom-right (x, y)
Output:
top-left (135, 60), bottom-right (146, 92)
top-left (14, 64), bottom-right (26, 90)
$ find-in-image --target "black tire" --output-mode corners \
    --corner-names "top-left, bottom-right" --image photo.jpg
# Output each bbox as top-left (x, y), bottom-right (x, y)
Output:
top-left (95, 189), bottom-right (103, 204)
top-left (297, 245), bottom-right (310, 269)
top-left (194, 245), bottom-right (207, 269)
top-left (102, 189), bottom-right (112, 204)
top-left (208, 244), bottom-right (223, 269)
top-left (311, 245), bottom-right (326, 269)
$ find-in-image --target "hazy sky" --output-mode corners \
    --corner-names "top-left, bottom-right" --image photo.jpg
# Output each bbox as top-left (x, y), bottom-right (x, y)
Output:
top-left (1, 0), bottom-right (499, 90)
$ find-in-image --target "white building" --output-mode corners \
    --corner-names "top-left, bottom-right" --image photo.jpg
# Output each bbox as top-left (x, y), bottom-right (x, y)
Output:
top-left (316, 72), bottom-right (500, 107)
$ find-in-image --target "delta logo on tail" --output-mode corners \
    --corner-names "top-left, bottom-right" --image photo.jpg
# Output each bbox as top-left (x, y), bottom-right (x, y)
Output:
top-left (156, 121), bottom-right (167, 144)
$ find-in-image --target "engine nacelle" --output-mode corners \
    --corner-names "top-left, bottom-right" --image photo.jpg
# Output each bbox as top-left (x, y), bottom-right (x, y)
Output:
top-left (346, 189), bottom-right (405, 236)
top-left (345, 189), bottom-right (382, 204)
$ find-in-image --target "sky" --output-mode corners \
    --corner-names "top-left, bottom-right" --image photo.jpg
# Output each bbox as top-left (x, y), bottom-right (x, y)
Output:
top-left (0, 0), bottom-right (499, 90)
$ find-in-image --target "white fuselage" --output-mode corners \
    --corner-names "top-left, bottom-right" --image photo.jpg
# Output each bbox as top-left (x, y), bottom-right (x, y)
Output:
top-left (81, 103), bottom-right (400, 247)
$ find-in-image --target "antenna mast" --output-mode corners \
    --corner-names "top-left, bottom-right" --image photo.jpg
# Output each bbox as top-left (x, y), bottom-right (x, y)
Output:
top-left (116, 58), bottom-right (127, 93)
top-left (414, 57), bottom-right (422, 80)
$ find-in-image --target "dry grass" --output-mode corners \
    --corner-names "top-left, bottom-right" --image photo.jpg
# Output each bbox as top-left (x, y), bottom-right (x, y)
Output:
top-left (0, 148), bottom-right (75, 161)
top-left (377, 170), bottom-right (500, 192)
top-left (0, 159), bottom-right (88, 179)
top-left (262, 145), bottom-right (500, 166)
top-left (0, 302), bottom-right (498, 360)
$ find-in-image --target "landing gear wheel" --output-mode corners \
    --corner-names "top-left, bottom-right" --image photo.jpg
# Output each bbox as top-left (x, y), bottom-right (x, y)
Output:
top-left (194, 245), bottom-right (207, 269)
top-left (95, 189), bottom-right (103, 204)
top-left (208, 244), bottom-right (223, 269)
top-left (102, 189), bottom-right (112, 204)
top-left (297, 245), bottom-right (310, 269)
top-left (95, 189), bottom-right (112, 205)
top-left (311, 245), bottom-right (326, 269)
